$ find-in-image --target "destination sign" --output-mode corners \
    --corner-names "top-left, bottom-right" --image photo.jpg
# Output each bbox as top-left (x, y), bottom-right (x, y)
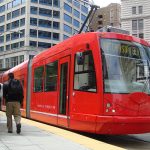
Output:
top-left (120, 44), bottom-right (141, 58)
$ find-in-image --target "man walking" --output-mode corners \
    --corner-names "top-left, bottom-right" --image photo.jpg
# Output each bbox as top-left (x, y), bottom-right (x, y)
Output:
top-left (0, 83), bottom-right (2, 111)
top-left (3, 72), bottom-right (24, 134)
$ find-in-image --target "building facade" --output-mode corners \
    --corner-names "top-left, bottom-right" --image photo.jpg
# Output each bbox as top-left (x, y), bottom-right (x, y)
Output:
top-left (89, 3), bottom-right (121, 31)
top-left (0, 0), bottom-right (89, 69)
top-left (121, 0), bottom-right (150, 42)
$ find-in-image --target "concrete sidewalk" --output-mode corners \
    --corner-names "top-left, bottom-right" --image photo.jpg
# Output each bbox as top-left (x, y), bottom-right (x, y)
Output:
top-left (0, 112), bottom-right (124, 150)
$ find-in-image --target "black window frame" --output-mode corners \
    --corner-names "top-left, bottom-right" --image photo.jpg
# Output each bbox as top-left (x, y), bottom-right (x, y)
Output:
top-left (34, 66), bottom-right (44, 92)
top-left (73, 50), bottom-right (97, 93)
top-left (44, 61), bottom-right (58, 92)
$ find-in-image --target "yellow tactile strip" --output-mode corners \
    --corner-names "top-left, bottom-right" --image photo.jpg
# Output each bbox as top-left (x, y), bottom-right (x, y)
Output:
top-left (0, 111), bottom-right (125, 150)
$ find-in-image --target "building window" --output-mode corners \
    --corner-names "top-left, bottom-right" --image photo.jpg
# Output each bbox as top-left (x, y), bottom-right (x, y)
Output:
top-left (74, 50), bottom-right (97, 92)
top-left (64, 14), bottom-right (72, 24)
top-left (64, 3), bottom-right (72, 13)
top-left (63, 35), bottom-right (69, 40)
top-left (11, 32), bottom-right (19, 40)
top-left (64, 24), bottom-right (72, 34)
top-left (45, 61), bottom-right (58, 91)
top-left (34, 66), bottom-right (44, 92)
top-left (39, 0), bottom-right (52, 6)
top-left (132, 6), bottom-right (136, 14)
top-left (11, 56), bottom-right (18, 67)
top-left (31, 0), bottom-right (38, 3)
top-left (132, 34), bottom-right (137, 37)
top-left (30, 17), bottom-right (37, 26)
top-left (53, 0), bottom-right (60, 7)
top-left (0, 59), bottom-right (3, 69)
top-left (67, 0), bottom-right (72, 3)
top-left (39, 19), bottom-right (51, 28)
top-left (139, 6), bottom-right (143, 14)
top-left (138, 19), bottom-right (143, 30)
top-left (0, 5), bottom-right (5, 13)
top-left (31, 6), bottom-right (38, 14)
top-left (39, 8), bottom-right (52, 17)
top-left (81, 14), bottom-right (86, 22)
top-left (12, 20), bottom-right (19, 29)
top-left (0, 36), bottom-right (4, 43)
top-left (38, 42), bottom-right (51, 48)
top-left (7, 2), bottom-right (12, 9)
top-left (73, 19), bottom-right (80, 28)
top-left (30, 41), bottom-right (37, 47)
top-left (22, 0), bottom-right (26, 3)
top-left (12, 9), bottom-right (20, 18)
top-left (11, 42), bottom-right (19, 49)
top-left (20, 18), bottom-right (25, 27)
top-left (53, 21), bottom-right (59, 29)
top-left (0, 15), bottom-right (5, 23)
top-left (19, 55), bottom-right (24, 63)
top-left (132, 20), bottom-right (137, 30)
top-left (20, 29), bottom-right (25, 38)
top-left (0, 25), bottom-right (4, 33)
top-left (13, 0), bottom-right (21, 7)
top-left (21, 7), bottom-right (25, 15)
top-left (30, 29), bottom-right (37, 37)
top-left (7, 13), bottom-right (11, 20)
top-left (73, 0), bottom-right (80, 8)
top-left (81, 5), bottom-right (88, 14)
top-left (38, 30), bottom-right (51, 39)
top-left (0, 46), bottom-right (4, 51)
top-left (139, 33), bottom-right (144, 39)
top-left (20, 41), bottom-right (24, 47)
top-left (5, 58), bottom-right (10, 68)
top-left (6, 45), bottom-right (10, 51)
top-left (98, 20), bottom-right (103, 25)
top-left (6, 34), bottom-right (11, 41)
top-left (7, 23), bottom-right (11, 31)
top-left (53, 33), bottom-right (59, 40)
top-left (73, 9), bottom-right (80, 18)
top-left (98, 15), bottom-right (103, 18)
top-left (53, 10), bottom-right (60, 18)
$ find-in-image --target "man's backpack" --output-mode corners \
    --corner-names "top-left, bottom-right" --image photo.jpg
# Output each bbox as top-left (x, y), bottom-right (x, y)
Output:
top-left (8, 79), bottom-right (22, 94)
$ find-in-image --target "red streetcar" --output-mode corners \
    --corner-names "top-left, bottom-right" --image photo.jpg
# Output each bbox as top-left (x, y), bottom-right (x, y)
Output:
top-left (1, 31), bottom-right (150, 134)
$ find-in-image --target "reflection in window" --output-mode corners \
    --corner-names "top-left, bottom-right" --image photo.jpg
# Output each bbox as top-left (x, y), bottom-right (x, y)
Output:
top-left (31, 6), bottom-right (38, 14)
top-left (74, 50), bottom-right (97, 92)
top-left (45, 61), bottom-right (58, 91)
top-left (34, 66), bottom-right (44, 92)
top-left (39, 8), bottom-right (52, 17)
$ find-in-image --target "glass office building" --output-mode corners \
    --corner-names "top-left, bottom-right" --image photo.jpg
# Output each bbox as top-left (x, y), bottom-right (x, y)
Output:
top-left (0, 0), bottom-right (89, 69)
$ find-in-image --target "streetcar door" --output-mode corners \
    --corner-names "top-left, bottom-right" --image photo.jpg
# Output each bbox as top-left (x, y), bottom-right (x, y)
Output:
top-left (58, 56), bottom-right (70, 127)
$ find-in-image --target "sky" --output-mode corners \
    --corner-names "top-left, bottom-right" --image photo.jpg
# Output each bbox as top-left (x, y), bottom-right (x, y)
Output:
top-left (92, 0), bottom-right (121, 7)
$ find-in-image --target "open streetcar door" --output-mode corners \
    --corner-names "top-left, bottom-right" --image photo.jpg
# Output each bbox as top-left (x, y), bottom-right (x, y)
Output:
top-left (58, 55), bottom-right (70, 127)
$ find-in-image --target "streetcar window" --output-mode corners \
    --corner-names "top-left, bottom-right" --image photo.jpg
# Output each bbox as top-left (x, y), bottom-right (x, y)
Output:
top-left (76, 52), bottom-right (84, 65)
top-left (45, 61), bottom-right (58, 92)
top-left (34, 66), bottom-right (44, 92)
top-left (74, 50), bottom-right (97, 92)
top-left (101, 38), bottom-right (150, 94)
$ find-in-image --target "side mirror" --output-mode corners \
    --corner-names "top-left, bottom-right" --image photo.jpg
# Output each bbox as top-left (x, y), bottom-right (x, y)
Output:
top-left (76, 52), bottom-right (84, 65)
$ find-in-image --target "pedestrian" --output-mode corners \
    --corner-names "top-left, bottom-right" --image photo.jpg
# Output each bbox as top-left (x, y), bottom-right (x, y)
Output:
top-left (0, 83), bottom-right (2, 111)
top-left (3, 72), bottom-right (24, 134)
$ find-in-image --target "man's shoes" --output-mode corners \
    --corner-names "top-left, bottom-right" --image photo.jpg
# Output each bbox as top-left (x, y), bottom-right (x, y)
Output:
top-left (8, 131), bottom-right (13, 133)
top-left (16, 123), bottom-right (21, 134)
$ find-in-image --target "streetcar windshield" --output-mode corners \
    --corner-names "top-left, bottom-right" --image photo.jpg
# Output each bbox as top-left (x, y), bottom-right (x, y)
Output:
top-left (100, 38), bottom-right (150, 94)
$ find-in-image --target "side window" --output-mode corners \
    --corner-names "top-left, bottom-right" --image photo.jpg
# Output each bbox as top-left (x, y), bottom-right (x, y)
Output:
top-left (74, 50), bottom-right (97, 92)
top-left (45, 61), bottom-right (58, 91)
top-left (34, 66), bottom-right (44, 92)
